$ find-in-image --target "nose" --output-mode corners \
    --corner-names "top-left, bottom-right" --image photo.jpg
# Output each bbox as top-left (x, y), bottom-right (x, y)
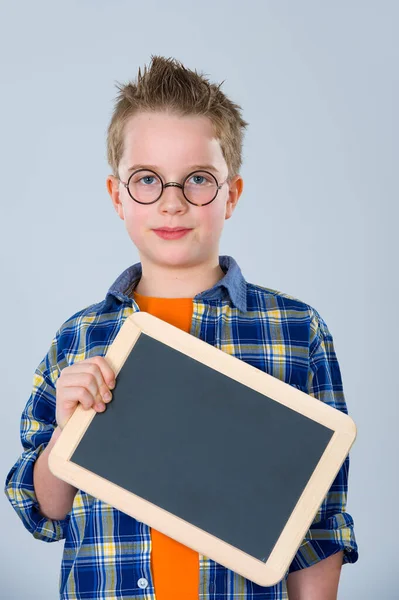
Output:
top-left (158, 183), bottom-right (188, 213)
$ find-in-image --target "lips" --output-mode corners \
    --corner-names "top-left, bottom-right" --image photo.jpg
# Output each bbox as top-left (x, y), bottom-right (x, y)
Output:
top-left (153, 228), bottom-right (192, 240)
top-left (154, 228), bottom-right (191, 232)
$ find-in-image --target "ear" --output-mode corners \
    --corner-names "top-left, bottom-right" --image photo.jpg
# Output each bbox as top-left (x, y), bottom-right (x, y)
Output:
top-left (106, 175), bottom-right (125, 220)
top-left (225, 175), bottom-right (244, 220)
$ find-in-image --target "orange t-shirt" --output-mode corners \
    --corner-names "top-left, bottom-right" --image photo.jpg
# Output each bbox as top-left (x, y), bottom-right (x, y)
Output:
top-left (133, 290), bottom-right (199, 600)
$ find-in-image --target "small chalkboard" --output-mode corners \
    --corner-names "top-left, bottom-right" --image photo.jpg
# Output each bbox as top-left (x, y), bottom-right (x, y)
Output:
top-left (49, 311), bottom-right (356, 586)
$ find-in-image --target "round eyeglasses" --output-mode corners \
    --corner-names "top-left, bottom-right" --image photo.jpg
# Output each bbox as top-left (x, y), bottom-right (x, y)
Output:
top-left (118, 168), bottom-right (229, 206)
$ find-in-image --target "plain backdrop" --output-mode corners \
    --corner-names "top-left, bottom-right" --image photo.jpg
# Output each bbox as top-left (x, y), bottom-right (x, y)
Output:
top-left (1, 1), bottom-right (397, 598)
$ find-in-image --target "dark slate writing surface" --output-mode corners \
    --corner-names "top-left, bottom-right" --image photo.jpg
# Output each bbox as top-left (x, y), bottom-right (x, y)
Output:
top-left (71, 332), bottom-right (333, 563)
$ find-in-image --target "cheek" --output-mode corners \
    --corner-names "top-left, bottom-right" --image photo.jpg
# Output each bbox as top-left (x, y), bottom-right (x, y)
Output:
top-left (200, 204), bottom-right (226, 235)
top-left (123, 205), bottom-right (146, 240)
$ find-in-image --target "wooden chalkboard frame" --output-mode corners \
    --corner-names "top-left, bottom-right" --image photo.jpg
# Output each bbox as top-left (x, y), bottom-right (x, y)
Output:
top-left (49, 311), bottom-right (356, 586)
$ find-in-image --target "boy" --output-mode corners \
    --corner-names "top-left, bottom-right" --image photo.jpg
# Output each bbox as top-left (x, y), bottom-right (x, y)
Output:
top-left (5, 55), bottom-right (358, 599)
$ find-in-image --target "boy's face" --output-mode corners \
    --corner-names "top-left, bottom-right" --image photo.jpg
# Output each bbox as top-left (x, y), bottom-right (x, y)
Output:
top-left (107, 111), bottom-right (243, 271)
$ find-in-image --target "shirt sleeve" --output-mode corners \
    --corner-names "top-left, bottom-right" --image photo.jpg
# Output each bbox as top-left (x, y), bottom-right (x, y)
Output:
top-left (288, 309), bottom-right (359, 573)
top-left (4, 330), bottom-right (71, 542)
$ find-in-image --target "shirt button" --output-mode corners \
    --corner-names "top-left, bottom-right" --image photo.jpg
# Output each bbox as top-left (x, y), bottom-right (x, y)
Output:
top-left (137, 578), bottom-right (148, 589)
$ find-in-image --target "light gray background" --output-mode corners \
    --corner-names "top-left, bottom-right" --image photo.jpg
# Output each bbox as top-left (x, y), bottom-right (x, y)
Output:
top-left (0, 1), bottom-right (397, 598)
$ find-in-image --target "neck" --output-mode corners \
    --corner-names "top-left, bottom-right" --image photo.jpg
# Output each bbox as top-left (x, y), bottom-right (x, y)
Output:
top-left (134, 256), bottom-right (225, 299)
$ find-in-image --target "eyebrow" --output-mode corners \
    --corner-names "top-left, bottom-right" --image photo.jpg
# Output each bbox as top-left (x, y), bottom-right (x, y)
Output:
top-left (127, 164), bottom-right (220, 175)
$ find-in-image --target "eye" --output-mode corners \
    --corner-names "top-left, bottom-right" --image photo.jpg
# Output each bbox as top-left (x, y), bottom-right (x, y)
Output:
top-left (140, 175), bottom-right (157, 185)
top-left (187, 172), bottom-right (214, 186)
top-left (191, 175), bottom-right (206, 184)
top-left (131, 171), bottom-right (161, 186)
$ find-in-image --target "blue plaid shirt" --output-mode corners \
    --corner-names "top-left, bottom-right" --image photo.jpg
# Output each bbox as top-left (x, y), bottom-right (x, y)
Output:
top-left (5, 255), bottom-right (358, 599)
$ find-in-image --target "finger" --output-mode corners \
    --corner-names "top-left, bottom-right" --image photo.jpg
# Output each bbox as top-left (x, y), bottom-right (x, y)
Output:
top-left (60, 356), bottom-right (115, 390)
top-left (79, 357), bottom-right (116, 399)
top-left (60, 385), bottom-right (98, 411)
top-left (60, 369), bottom-right (109, 408)
top-left (88, 356), bottom-right (116, 390)
top-left (61, 362), bottom-right (113, 405)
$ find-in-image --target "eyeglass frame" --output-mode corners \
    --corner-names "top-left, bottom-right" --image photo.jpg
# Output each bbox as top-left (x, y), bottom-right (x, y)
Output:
top-left (117, 168), bottom-right (230, 207)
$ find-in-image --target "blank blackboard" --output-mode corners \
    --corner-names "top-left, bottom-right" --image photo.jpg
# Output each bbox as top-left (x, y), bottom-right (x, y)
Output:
top-left (49, 311), bottom-right (356, 586)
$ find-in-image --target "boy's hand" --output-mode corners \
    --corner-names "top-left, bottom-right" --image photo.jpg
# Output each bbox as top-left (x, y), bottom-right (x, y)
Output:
top-left (55, 356), bottom-right (116, 430)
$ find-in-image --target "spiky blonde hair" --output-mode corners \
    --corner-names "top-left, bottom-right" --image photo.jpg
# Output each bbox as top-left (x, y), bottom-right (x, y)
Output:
top-left (106, 55), bottom-right (249, 180)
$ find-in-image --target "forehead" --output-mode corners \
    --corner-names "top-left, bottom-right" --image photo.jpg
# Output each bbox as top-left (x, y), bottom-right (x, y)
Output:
top-left (120, 111), bottom-right (226, 174)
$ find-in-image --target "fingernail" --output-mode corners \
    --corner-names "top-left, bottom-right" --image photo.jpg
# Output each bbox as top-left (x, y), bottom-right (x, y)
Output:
top-left (97, 402), bottom-right (105, 411)
top-left (103, 391), bottom-right (112, 402)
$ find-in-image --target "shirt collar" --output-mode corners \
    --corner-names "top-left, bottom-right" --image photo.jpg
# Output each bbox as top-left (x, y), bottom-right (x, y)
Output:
top-left (106, 255), bottom-right (247, 313)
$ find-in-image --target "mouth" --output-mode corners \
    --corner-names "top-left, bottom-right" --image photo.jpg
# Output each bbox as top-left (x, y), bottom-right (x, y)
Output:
top-left (154, 227), bottom-right (192, 232)
top-left (152, 227), bottom-right (192, 240)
